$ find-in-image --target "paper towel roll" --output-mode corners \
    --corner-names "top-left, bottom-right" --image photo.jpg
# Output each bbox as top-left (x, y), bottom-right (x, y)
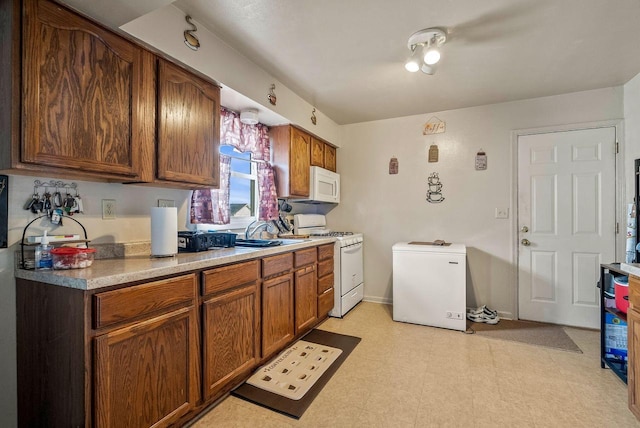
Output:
top-left (151, 207), bottom-right (178, 257)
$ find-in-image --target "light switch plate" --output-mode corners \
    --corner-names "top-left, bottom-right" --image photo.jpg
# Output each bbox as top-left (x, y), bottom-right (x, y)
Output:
top-left (495, 208), bottom-right (509, 219)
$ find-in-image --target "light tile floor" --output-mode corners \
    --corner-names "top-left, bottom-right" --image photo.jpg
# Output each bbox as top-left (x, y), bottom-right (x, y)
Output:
top-left (192, 302), bottom-right (639, 427)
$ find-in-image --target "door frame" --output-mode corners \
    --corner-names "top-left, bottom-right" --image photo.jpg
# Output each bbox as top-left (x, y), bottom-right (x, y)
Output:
top-left (510, 120), bottom-right (625, 321)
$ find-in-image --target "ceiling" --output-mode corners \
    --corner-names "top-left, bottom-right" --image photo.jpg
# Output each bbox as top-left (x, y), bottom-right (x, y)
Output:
top-left (61, 0), bottom-right (640, 125)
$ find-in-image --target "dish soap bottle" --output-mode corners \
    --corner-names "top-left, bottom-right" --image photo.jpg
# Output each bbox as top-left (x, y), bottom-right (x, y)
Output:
top-left (35, 231), bottom-right (53, 270)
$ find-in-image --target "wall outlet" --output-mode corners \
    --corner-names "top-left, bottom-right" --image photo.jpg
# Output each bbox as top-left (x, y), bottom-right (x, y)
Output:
top-left (446, 311), bottom-right (464, 320)
top-left (102, 199), bottom-right (116, 219)
top-left (495, 208), bottom-right (509, 219)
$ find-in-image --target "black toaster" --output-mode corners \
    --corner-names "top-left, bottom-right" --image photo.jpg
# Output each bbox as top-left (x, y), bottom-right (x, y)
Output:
top-left (177, 231), bottom-right (237, 252)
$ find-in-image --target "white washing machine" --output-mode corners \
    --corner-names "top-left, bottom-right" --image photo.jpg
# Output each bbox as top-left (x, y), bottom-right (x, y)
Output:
top-left (392, 242), bottom-right (467, 331)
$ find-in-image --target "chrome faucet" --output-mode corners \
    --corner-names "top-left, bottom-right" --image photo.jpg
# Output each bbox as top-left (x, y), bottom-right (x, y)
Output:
top-left (244, 220), bottom-right (270, 240)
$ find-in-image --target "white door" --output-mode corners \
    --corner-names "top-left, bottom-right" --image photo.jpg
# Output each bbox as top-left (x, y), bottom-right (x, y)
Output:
top-left (517, 127), bottom-right (616, 328)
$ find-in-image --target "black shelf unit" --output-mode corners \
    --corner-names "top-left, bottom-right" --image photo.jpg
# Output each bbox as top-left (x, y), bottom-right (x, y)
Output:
top-left (599, 263), bottom-right (628, 383)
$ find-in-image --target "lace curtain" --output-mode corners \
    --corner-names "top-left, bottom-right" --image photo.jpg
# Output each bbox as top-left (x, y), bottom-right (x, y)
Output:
top-left (189, 108), bottom-right (278, 224)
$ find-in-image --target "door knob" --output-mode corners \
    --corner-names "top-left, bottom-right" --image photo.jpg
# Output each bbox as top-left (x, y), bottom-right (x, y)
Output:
top-left (521, 238), bottom-right (531, 246)
top-left (521, 226), bottom-right (529, 233)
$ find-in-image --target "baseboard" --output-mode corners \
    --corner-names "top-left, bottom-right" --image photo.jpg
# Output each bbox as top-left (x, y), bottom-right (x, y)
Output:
top-left (363, 296), bottom-right (392, 305)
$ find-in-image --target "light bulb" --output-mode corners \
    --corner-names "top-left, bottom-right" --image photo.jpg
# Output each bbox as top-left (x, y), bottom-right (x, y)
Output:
top-left (404, 46), bottom-right (422, 72)
top-left (424, 46), bottom-right (441, 65)
top-left (421, 63), bottom-right (436, 75)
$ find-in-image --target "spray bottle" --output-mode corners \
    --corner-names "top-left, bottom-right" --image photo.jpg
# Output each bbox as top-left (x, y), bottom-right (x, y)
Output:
top-left (35, 231), bottom-right (53, 270)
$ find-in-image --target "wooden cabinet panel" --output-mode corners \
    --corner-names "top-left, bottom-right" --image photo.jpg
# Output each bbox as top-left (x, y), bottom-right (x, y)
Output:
top-left (157, 59), bottom-right (220, 187)
top-left (94, 306), bottom-right (200, 428)
top-left (631, 276), bottom-right (640, 311)
top-left (318, 287), bottom-right (335, 317)
top-left (202, 260), bottom-right (260, 296)
top-left (271, 125), bottom-right (311, 198)
top-left (263, 252), bottom-right (293, 278)
top-left (295, 247), bottom-right (317, 268)
top-left (295, 265), bottom-right (318, 334)
top-left (324, 144), bottom-right (337, 172)
top-left (94, 274), bottom-right (197, 329)
top-left (318, 243), bottom-right (334, 261)
top-left (202, 283), bottom-right (260, 400)
top-left (22, 0), bottom-right (154, 180)
top-left (262, 273), bottom-right (294, 357)
top-left (630, 306), bottom-right (640, 420)
top-left (318, 258), bottom-right (333, 278)
top-left (290, 127), bottom-right (311, 197)
top-left (311, 137), bottom-right (325, 168)
top-left (318, 272), bottom-right (334, 295)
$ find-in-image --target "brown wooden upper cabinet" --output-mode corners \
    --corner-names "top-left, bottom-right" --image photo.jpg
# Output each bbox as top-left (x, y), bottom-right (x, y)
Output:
top-left (271, 125), bottom-right (311, 198)
top-left (310, 137), bottom-right (337, 172)
top-left (156, 59), bottom-right (220, 188)
top-left (19, 0), bottom-right (155, 181)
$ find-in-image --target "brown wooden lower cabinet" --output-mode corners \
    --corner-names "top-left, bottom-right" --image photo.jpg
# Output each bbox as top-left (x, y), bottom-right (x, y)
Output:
top-left (16, 244), bottom-right (335, 427)
top-left (94, 306), bottom-right (199, 427)
top-left (629, 275), bottom-right (640, 420)
top-left (262, 273), bottom-right (295, 357)
top-left (295, 264), bottom-right (318, 334)
top-left (202, 260), bottom-right (260, 401)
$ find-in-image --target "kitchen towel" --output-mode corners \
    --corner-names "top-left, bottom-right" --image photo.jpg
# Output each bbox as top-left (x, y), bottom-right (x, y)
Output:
top-left (151, 207), bottom-right (178, 257)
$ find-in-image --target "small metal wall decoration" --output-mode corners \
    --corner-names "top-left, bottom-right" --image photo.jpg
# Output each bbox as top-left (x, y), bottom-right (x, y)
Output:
top-left (183, 15), bottom-right (200, 51)
top-left (426, 172), bottom-right (445, 203)
top-left (428, 144), bottom-right (439, 162)
top-left (24, 180), bottom-right (84, 224)
top-left (475, 149), bottom-right (487, 170)
top-left (389, 157), bottom-right (399, 174)
top-left (310, 108), bottom-right (317, 125)
top-left (268, 84), bottom-right (277, 105)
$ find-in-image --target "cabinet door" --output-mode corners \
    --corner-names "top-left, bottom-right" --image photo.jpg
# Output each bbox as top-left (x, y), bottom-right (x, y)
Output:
top-left (203, 283), bottom-right (260, 401)
top-left (295, 265), bottom-right (318, 334)
top-left (157, 59), bottom-right (220, 187)
top-left (630, 308), bottom-right (640, 420)
top-left (310, 137), bottom-right (325, 168)
top-left (289, 127), bottom-right (311, 197)
top-left (22, 0), bottom-right (154, 180)
top-left (94, 306), bottom-right (200, 428)
top-left (324, 144), bottom-right (337, 172)
top-left (262, 273), bottom-right (294, 357)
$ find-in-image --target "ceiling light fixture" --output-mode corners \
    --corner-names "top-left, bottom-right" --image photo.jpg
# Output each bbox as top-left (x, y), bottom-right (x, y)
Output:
top-left (240, 108), bottom-right (259, 125)
top-left (405, 28), bottom-right (446, 75)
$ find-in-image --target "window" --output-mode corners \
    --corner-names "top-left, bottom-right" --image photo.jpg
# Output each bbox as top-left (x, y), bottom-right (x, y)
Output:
top-left (199, 145), bottom-right (258, 231)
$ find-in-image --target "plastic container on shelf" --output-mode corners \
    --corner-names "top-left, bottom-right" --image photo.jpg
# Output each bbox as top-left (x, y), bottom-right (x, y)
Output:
top-left (615, 276), bottom-right (630, 314)
top-left (51, 247), bottom-right (96, 269)
top-left (605, 312), bottom-right (628, 362)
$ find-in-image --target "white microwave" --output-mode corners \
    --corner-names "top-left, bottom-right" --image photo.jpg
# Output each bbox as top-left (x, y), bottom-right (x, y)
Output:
top-left (298, 166), bottom-right (340, 203)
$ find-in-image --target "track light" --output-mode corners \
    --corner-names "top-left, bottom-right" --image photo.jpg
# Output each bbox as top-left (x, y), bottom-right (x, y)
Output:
top-left (405, 28), bottom-right (447, 75)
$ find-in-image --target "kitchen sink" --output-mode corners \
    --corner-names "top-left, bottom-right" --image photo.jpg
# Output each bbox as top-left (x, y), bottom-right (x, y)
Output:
top-left (234, 238), bottom-right (311, 248)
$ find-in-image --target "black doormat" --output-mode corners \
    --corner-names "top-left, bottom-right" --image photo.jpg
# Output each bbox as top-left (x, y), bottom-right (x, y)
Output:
top-left (231, 329), bottom-right (361, 419)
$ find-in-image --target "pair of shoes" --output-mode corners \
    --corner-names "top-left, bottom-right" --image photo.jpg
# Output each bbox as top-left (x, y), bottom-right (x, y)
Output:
top-left (469, 305), bottom-right (497, 318)
top-left (466, 306), bottom-right (500, 324)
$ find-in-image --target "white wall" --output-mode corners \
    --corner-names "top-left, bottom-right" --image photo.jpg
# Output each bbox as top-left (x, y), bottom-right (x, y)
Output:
top-left (624, 73), bottom-right (640, 203)
top-left (327, 87), bottom-right (624, 317)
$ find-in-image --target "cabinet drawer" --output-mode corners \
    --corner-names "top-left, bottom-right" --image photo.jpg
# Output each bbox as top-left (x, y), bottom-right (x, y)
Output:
top-left (318, 287), bottom-right (334, 316)
top-left (262, 252), bottom-right (293, 278)
top-left (203, 260), bottom-right (260, 296)
top-left (318, 258), bottom-right (333, 278)
top-left (295, 247), bottom-right (317, 268)
top-left (318, 243), bottom-right (334, 261)
top-left (630, 276), bottom-right (640, 309)
top-left (94, 274), bottom-right (197, 329)
top-left (318, 272), bottom-right (334, 294)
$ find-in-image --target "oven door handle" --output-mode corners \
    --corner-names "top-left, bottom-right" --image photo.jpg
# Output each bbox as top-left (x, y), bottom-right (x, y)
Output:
top-left (342, 242), bottom-right (363, 254)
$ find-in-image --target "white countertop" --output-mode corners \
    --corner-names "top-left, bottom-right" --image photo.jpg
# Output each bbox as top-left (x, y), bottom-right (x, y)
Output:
top-left (14, 238), bottom-right (336, 290)
top-left (621, 263), bottom-right (640, 278)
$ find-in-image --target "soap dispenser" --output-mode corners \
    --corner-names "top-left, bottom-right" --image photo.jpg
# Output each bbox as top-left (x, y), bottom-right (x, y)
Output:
top-left (35, 231), bottom-right (53, 270)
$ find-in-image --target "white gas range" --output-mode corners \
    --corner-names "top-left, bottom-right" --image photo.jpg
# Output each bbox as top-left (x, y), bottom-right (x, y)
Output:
top-left (293, 214), bottom-right (364, 317)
